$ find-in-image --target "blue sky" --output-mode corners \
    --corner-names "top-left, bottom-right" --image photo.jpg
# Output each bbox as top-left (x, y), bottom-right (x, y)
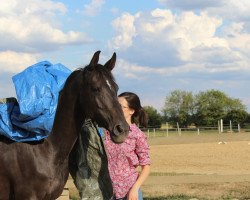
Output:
top-left (0, 0), bottom-right (250, 112)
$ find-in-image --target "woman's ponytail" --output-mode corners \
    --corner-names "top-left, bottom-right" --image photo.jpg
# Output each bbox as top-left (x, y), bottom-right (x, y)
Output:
top-left (137, 108), bottom-right (148, 128)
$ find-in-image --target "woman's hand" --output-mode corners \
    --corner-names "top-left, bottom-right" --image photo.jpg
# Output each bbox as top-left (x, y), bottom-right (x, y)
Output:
top-left (127, 185), bottom-right (139, 200)
top-left (127, 165), bottom-right (150, 199)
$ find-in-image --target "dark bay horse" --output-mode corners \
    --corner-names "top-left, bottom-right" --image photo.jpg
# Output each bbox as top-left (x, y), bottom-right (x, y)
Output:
top-left (0, 51), bottom-right (129, 200)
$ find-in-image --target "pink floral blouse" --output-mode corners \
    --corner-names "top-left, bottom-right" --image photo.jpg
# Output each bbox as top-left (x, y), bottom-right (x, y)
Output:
top-left (104, 124), bottom-right (150, 199)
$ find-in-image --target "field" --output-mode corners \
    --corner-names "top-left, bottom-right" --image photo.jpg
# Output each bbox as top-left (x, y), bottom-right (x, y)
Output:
top-left (142, 132), bottom-right (250, 200)
top-left (68, 132), bottom-right (250, 200)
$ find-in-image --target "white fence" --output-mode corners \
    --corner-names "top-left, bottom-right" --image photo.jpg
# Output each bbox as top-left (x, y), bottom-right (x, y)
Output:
top-left (142, 120), bottom-right (243, 138)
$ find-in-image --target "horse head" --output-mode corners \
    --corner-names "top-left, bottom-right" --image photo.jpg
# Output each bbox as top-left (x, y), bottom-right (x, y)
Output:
top-left (79, 51), bottom-right (129, 143)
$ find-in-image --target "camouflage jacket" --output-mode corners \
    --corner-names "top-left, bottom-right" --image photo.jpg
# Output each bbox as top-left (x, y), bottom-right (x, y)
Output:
top-left (69, 119), bottom-right (113, 200)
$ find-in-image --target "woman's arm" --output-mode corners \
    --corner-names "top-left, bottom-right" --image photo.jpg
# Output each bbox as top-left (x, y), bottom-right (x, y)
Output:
top-left (128, 164), bottom-right (150, 200)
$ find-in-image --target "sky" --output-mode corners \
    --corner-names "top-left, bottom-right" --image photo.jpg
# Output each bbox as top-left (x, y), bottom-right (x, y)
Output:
top-left (0, 0), bottom-right (250, 113)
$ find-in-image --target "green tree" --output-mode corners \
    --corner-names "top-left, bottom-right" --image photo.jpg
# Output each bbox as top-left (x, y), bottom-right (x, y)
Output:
top-left (162, 89), bottom-right (247, 127)
top-left (195, 89), bottom-right (247, 126)
top-left (162, 90), bottom-right (195, 127)
top-left (226, 98), bottom-right (246, 112)
top-left (143, 106), bottom-right (162, 128)
top-left (245, 113), bottom-right (250, 123)
top-left (225, 109), bottom-right (248, 124)
top-left (243, 113), bottom-right (250, 128)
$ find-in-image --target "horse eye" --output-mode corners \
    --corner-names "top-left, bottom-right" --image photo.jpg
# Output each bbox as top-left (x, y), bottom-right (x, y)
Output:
top-left (92, 86), bottom-right (100, 92)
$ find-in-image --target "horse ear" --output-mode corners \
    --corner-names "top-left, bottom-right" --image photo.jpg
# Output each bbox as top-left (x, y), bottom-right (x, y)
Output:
top-left (89, 51), bottom-right (101, 67)
top-left (104, 52), bottom-right (116, 71)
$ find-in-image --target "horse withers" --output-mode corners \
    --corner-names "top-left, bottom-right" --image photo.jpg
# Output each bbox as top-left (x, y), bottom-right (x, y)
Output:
top-left (0, 51), bottom-right (129, 200)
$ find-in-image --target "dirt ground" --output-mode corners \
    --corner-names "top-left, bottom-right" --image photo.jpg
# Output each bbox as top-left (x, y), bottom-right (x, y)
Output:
top-left (68, 132), bottom-right (250, 199)
top-left (142, 132), bottom-right (250, 199)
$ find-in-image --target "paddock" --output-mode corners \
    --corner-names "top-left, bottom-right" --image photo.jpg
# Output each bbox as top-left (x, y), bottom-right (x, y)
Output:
top-left (67, 132), bottom-right (250, 199)
top-left (143, 132), bottom-right (250, 199)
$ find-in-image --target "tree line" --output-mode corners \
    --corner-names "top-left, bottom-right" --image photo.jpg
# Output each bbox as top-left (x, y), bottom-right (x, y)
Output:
top-left (143, 89), bottom-right (250, 128)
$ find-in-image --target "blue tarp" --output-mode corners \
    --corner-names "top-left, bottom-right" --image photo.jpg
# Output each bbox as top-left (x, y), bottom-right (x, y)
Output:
top-left (0, 61), bottom-right (72, 142)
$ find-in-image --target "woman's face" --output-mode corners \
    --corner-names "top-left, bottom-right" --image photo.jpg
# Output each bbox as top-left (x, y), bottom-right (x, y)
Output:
top-left (118, 97), bottom-right (134, 124)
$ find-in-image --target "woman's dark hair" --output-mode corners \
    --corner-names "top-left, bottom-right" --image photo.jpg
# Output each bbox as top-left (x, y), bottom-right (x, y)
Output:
top-left (118, 92), bottom-right (148, 128)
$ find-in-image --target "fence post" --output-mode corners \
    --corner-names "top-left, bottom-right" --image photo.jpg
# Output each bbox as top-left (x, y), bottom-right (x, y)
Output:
top-left (230, 120), bottom-right (232, 133)
top-left (177, 122), bottom-right (180, 136)
top-left (197, 128), bottom-right (200, 135)
top-left (166, 123), bottom-right (169, 137)
top-left (220, 119), bottom-right (223, 133)
top-left (218, 120), bottom-right (221, 134)
top-left (153, 128), bottom-right (155, 137)
top-left (238, 124), bottom-right (240, 133)
top-left (147, 129), bottom-right (149, 138)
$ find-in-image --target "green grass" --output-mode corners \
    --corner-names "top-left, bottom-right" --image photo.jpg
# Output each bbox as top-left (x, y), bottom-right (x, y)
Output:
top-left (149, 172), bottom-right (197, 176)
top-left (144, 195), bottom-right (198, 200)
top-left (70, 198), bottom-right (79, 200)
top-left (69, 194), bottom-right (197, 200)
top-left (144, 196), bottom-right (248, 200)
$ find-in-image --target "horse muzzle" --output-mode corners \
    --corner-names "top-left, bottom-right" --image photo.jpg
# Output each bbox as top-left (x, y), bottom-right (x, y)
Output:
top-left (111, 124), bottom-right (129, 143)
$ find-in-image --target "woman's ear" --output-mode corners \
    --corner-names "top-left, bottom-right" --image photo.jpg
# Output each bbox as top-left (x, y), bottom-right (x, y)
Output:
top-left (129, 108), bottom-right (135, 115)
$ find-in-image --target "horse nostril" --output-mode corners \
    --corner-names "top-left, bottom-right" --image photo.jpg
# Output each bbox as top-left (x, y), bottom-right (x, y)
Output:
top-left (111, 124), bottom-right (129, 143)
top-left (114, 124), bottom-right (124, 135)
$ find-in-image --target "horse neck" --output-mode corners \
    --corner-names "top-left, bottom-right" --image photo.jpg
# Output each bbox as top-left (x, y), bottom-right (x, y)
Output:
top-left (49, 88), bottom-right (84, 160)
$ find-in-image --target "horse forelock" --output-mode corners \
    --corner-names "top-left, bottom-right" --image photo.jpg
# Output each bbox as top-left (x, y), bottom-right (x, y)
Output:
top-left (81, 64), bottom-right (118, 91)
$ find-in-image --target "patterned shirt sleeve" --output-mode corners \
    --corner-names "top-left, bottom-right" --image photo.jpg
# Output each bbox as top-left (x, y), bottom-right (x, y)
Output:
top-left (135, 129), bottom-right (151, 166)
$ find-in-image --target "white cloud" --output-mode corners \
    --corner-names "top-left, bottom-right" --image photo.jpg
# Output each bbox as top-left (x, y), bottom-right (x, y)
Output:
top-left (158, 0), bottom-right (250, 24)
top-left (138, 9), bottom-right (174, 34)
top-left (0, 0), bottom-right (92, 53)
top-left (206, 0), bottom-right (250, 22)
top-left (115, 58), bottom-right (204, 79)
top-left (115, 56), bottom-right (250, 81)
top-left (158, 0), bottom-right (226, 11)
top-left (108, 7), bottom-right (250, 80)
top-left (224, 28), bottom-right (250, 56)
top-left (109, 12), bottom-right (137, 50)
top-left (0, 51), bottom-right (38, 73)
top-left (0, 0), bottom-right (67, 17)
top-left (83, 0), bottom-right (105, 17)
top-left (168, 11), bottom-right (224, 61)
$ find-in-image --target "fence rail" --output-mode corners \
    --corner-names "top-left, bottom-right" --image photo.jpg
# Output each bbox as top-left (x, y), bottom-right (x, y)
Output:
top-left (141, 124), bottom-right (247, 138)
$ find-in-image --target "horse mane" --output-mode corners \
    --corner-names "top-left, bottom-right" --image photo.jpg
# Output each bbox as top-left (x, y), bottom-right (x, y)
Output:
top-left (58, 69), bottom-right (82, 98)
top-left (62, 69), bottom-right (81, 88)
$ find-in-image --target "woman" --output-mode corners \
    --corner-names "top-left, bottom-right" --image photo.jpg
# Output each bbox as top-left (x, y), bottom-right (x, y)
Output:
top-left (104, 92), bottom-right (151, 200)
